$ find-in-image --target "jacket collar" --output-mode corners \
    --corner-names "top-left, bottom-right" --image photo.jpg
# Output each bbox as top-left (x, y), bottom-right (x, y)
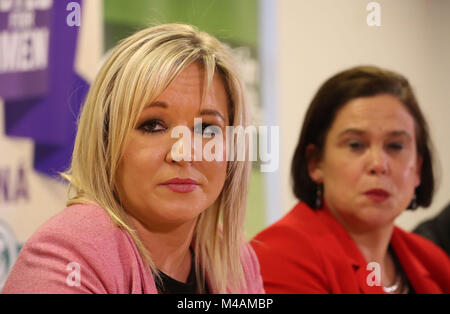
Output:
top-left (313, 202), bottom-right (438, 293)
top-left (310, 203), bottom-right (384, 293)
top-left (317, 202), bottom-right (366, 269)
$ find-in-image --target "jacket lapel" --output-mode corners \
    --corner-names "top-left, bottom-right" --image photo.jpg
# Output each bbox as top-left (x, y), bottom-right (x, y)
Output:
top-left (391, 228), bottom-right (442, 293)
top-left (320, 205), bottom-right (385, 293)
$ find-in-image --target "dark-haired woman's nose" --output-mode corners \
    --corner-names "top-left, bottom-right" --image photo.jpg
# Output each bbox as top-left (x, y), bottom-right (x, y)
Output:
top-left (368, 146), bottom-right (388, 175)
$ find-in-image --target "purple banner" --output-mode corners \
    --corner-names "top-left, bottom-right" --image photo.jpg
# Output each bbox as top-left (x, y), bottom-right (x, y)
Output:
top-left (3, 0), bottom-right (89, 176)
top-left (0, 0), bottom-right (53, 100)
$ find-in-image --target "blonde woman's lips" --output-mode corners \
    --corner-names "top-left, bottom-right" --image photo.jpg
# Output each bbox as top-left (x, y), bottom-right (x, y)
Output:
top-left (160, 178), bottom-right (199, 193)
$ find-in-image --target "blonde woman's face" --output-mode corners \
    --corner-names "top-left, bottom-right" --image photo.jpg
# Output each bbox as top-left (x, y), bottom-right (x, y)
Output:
top-left (309, 94), bottom-right (422, 232)
top-left (116, 63), bottom-right (229, 230)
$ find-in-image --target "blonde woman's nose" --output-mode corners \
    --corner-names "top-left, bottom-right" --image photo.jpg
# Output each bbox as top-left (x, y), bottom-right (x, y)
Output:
top-left (165, 127), bottom-right (198, 165)
top-left (166, 139), bottom-right (190, 165)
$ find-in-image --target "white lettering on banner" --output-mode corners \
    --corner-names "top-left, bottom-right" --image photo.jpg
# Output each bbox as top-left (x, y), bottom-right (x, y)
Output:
top-left (0, 102), bottom-right (32, 206)
top-left (8, 10), bottom-right (36, 28)
top-left (0, 0), bottom-right (53, 12)
top-left (22, 0), bottom-right (53, 11)
top-left (0, 0), bottom-right (13, 11)
top-left (0, 164), bottom-right (29, 203)
top-left (0, 28), bottom-right (49, 73)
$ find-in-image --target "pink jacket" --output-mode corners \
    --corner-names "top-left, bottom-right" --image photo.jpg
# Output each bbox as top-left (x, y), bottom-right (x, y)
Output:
top-left (2, 203), bottom-right (264, 294)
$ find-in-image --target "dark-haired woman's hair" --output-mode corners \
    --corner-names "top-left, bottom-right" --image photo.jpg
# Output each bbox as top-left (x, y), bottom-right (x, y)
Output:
top-left (291, 65), bottom-right (435, 210)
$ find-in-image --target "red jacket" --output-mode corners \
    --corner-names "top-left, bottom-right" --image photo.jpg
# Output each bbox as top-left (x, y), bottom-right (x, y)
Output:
top-left (251, 202), bottom-right (450, 294)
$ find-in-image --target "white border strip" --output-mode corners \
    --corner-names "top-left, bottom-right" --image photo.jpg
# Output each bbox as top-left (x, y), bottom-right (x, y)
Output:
top-left (259, 0), bottom-right (281, 225)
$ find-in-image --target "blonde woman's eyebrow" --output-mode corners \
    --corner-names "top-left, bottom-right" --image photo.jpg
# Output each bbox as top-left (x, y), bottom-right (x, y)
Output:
top-left (146, 101), bottom-right (167, 109)
top-left (200, 109), bottom-right (226, 123)
top-left (143, 102), bottom-right (226, 123)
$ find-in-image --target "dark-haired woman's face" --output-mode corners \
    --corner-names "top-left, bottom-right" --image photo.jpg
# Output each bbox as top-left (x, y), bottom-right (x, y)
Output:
top-left (309, 94), bottom-right (421, 232)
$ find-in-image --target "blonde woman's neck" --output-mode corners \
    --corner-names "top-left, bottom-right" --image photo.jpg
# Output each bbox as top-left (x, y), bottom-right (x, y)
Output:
top-left (127, 214), bottom-right (197, 283)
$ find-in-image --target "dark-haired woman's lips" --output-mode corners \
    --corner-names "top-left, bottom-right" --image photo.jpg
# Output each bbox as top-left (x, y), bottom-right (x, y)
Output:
top-left (160, 178), bottom-right (199, 193)
top-left (364, 189), bottom-right (391, 203)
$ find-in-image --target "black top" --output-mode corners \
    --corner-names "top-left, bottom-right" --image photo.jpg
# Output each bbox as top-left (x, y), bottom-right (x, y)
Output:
top-left (155, 265), bottom-right (198, 294)
top-left (390, 245), bottom-right (416, 294)
top-left (153, 249), bottom-right (210, 294)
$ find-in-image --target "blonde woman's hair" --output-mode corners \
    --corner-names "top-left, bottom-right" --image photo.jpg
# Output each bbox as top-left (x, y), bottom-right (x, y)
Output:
top-left (62, 24), bottom-right (251, 293)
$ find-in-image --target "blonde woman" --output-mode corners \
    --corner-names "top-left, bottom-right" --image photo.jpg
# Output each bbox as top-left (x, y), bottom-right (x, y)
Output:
top-left (3, 24), bottom-right (264, 294)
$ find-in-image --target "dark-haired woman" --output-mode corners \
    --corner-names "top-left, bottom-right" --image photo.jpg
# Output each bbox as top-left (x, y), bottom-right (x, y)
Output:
top-left (252, 66), bottom-right (450, 294)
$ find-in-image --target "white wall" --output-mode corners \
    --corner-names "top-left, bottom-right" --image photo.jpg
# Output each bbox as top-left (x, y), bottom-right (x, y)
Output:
top-left (276, 0), bottom-right (450, 230)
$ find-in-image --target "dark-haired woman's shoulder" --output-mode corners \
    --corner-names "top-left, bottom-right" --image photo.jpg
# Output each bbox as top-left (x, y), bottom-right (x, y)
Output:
top-left (391, 226), bottom-right (450, 293)
top-left (251, 202), bottom-right (336, 293)
top-left (2, 202), bottom-right (153, 294)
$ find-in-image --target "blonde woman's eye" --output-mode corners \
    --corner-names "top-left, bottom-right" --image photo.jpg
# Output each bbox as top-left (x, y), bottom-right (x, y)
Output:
top-left (138, 119), bottom-right (166, 133)
top-left (203, 125), bottom-right (221, 137)
top-left (194, 123), bottom-right (221, 137)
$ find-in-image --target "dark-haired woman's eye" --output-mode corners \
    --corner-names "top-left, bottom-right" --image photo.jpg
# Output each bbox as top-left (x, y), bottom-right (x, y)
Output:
top-left (348, 140), bottom-right (365, 151)
top-left (138, 119), bottom-right (167, 134)
top-left (386, 142), bottom-right (404, 151)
